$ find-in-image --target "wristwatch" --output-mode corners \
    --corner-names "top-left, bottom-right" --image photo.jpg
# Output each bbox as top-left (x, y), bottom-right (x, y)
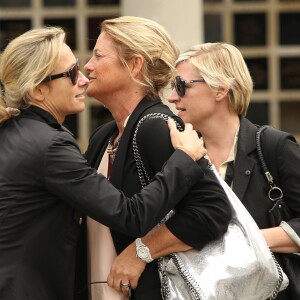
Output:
top-left (135, 238), bottom-right (154, 263)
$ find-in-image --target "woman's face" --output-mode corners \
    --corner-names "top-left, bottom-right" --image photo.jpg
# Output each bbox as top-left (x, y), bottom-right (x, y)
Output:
top-left (167, 61), bottom-right (217, 129)
top-left (41, 43), bottom-right (89, 123)
top-left (84, 32), bottom-right (132, 105)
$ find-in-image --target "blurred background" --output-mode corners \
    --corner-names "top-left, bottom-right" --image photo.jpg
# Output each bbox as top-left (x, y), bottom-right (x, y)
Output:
top-left (1, 0), bottom-right (299, 149)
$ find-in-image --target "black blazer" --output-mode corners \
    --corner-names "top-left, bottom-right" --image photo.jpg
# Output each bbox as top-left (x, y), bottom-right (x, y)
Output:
top-left (0, 106), bottom-right (207, 300)
top-left (77, 97), bottom-right (231, 300)
top-left (233, 117), bottom-right (300, 300)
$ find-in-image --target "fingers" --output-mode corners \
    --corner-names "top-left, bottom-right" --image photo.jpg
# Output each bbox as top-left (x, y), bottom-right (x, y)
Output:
top-left (120, 281), bottom-right (132, 297)
top-left (168, 118), bottom-right (206, 161)
top-left (5, 107), bottom-right (20, 117)
top-left (107, 276), bottom-right (133, 298)
top-left (184, 123), bottom-right (193, 131)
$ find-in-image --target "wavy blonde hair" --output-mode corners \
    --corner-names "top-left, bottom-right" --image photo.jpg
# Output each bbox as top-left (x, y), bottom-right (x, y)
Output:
top-left (0, 26), bottom-right (65, 123)
top-left (177, 43), bottom-right (253, 116)
top-left (101, 16), bottom-right (179, 99)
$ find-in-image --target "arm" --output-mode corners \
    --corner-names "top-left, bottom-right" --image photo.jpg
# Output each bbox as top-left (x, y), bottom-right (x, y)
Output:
top-left (107, 159), bottom-right (232, 292)
top-left (262, 137), bottom-right (300, 253)
top-left (44, 121), bottom-right (206, 236)
top-left (261, 227), bottom-right (300, 253)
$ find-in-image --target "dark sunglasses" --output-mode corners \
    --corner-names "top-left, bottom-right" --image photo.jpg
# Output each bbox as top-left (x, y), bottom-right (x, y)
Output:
top-left (171, 76), bottom-right (205, 97)
top-left (43, 58), bottom-right (80, 85)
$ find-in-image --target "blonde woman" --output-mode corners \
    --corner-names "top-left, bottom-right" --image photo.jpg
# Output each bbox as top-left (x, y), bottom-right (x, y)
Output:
top-left (0, 27), bottom-right (214, 300)
top-left (77, 17), bottom-right (232, 300)
top-left (167, 43), bottom-right (300, 300)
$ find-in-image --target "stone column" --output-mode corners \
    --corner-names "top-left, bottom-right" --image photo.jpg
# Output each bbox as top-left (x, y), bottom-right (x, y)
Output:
top-left (121, 0), bottom-right (203, 52)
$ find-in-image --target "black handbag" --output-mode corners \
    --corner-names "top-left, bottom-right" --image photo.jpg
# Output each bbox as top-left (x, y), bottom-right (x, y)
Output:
top-left (256, 125), bottom-right (300, 300)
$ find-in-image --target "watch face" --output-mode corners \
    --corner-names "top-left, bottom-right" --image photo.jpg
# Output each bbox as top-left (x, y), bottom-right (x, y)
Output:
top-left (138, 246), bottom-right (150, 259)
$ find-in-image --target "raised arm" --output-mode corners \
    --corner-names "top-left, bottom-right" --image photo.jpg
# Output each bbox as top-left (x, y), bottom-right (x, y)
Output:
top-left (45, 121), bottom-right (207, 236)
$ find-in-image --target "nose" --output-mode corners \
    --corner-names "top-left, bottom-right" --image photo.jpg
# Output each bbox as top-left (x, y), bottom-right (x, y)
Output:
top-left (167, 87), bottom-right (180, 104)
top-left (84, 58), bottom-right (93, 73)
top-left (78, 71), bottom-right (89, 86)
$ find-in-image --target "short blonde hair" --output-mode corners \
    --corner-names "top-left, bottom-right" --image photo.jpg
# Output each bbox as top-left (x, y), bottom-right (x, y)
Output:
top-left (177, 43), bottom-right (253, 116)
top-left (0, 26), bottom-right (65, 123)
top-left (101, 16), bottom-right (179, 99)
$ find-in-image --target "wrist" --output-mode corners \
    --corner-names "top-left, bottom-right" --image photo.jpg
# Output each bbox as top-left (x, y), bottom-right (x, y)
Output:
top-left (176, 147), bottom-right (197, 161)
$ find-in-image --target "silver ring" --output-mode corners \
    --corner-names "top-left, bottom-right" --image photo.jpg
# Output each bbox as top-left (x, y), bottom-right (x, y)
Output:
top-left (120, 282), bottom-right (131, 289)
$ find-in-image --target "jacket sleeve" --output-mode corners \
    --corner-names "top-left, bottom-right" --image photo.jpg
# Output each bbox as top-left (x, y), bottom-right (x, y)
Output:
top-left (43, 131), bottom-right (204, 237)
top-left (137, 118), bottom-right (232, 249)
top-left (276, 137), bottom-right (300, 240)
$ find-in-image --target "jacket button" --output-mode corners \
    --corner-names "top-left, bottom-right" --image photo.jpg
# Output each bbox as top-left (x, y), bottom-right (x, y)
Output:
top-left (245, 170), bottom-right (251, 176)
top-left (79, 217), bottom-right (83, 225)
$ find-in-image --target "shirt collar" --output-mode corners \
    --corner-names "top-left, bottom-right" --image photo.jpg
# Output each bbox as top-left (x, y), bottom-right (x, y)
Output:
top-left (21, 105), bottom-right (62, 130)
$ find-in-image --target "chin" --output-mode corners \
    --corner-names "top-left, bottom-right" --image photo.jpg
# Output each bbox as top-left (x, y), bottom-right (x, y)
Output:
top-left (73, 104), bottom-right (85, 114)
top-left (86, 86), bottom-right (95, 98)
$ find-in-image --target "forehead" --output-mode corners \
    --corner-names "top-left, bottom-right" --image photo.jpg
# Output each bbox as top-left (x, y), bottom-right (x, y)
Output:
top-left (176, 61), bottom-right (199, 77)
top-left (94, 32), bottom-right (117, 52)
top-left (53, 43), bottom-right (76, 72)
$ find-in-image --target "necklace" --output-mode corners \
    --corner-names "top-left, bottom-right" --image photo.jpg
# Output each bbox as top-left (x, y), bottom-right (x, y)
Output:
top-left (107, 135), bottom-right (121, 164)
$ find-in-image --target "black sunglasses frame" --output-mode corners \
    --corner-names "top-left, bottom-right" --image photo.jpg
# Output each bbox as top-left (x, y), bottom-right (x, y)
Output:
top-left (171, 76), bottom-right (205, 97)
top-left (43, 58), bottom-right (79, 85)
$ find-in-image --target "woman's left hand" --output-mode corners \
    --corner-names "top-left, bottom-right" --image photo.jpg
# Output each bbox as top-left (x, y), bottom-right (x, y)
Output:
top-left (107, 242), bottom-right (146, 294)
top-left (6, 107), bottom-right (20, 116)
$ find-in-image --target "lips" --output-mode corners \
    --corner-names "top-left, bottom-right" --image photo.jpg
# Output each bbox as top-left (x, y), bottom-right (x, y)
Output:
top-left (75, 93), bottom-right (85, 98)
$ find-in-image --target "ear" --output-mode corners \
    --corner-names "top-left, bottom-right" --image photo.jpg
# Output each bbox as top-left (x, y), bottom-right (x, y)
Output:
top-left (29, 84), bottom-right (49, 103)
top-left (129, 54), bottom-right (144, 78)
top-left (215, 86), bottom-right (230, 102)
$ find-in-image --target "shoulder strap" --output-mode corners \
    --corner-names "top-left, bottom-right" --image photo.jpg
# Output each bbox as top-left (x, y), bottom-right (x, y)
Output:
top-left (132, 113), bottom-right (183, 188)
top-left (256, 125), bottom-right (293, 202)
top-left (256, 125), bottom-right (296, 184)
top-left (256, 125), bottom-right (275, 187)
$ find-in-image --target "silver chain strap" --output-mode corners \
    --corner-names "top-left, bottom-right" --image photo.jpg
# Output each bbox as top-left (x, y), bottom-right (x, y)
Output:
top-left (132, 113), bottom-right (183, 190)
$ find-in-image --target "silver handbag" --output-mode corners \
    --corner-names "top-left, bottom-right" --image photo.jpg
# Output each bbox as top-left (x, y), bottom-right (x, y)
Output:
top-left (132, 113), bottom-right (289, 300)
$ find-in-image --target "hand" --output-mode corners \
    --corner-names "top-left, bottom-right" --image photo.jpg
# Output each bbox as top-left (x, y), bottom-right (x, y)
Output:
top-left (168, 118), bottom-right (207, 161)
top-left (107, 243), bottom-right (146, 293)
top-left (5, 107), bottom-right (20, 117)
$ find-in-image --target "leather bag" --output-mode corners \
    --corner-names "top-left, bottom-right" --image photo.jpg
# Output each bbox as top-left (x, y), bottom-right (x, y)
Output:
top-left (256, 125), bottom-right (300, 300)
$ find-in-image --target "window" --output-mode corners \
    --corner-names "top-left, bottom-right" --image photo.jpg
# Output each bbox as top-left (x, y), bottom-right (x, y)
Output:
top-left (204, 0), bottom-right (300, 141)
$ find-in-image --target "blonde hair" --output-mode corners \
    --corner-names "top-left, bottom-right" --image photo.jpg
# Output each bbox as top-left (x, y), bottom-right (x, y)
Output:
top-left (177, 43), bottom-right (253, 116)
top-left (0, 26), bottom-right (65, 123)
top-left (101, 16), bottom-right (179, 99)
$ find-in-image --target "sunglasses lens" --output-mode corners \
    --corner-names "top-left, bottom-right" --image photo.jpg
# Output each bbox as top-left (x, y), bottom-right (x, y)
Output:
top-left (70, 63), bottom-right (79, 85)
top-left (175, 77), bottom-right (185, 97)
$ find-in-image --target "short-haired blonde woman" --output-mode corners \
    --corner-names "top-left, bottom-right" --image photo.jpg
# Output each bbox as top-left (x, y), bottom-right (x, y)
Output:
top-left (167, 43), bottom-right (300, 300)
top-left (77, 17), bottom-right (231, 300)
top-left (0, 26), bottom-right (216, 300)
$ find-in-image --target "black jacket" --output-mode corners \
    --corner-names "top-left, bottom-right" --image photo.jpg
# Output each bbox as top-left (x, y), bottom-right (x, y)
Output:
top-left (76, 97), bottom-right (231, 300)
top-left (233, 117), bottom-right (300, 300)
top-left (0, 105), bottom-right (208, 300)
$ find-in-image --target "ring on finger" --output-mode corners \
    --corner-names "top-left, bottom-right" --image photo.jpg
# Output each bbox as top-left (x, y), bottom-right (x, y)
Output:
top-left (120, 282), bottom-right (131, 289)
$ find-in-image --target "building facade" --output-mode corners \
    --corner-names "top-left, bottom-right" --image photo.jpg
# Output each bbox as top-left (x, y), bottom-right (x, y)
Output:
top-left (1, 0), bottom-right (299, 148)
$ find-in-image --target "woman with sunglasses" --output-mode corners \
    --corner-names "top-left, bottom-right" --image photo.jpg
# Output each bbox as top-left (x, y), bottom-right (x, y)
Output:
top-left (167, 43), bottom-right (300, 299)
top-left (76, 16), bottom-right (232, 300)
top-left (0, 27), bottom-right (224, 300)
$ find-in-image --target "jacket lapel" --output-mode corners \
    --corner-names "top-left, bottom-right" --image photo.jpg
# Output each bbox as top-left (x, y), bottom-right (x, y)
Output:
top-left (232, 118), bottom-right (258, 202)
